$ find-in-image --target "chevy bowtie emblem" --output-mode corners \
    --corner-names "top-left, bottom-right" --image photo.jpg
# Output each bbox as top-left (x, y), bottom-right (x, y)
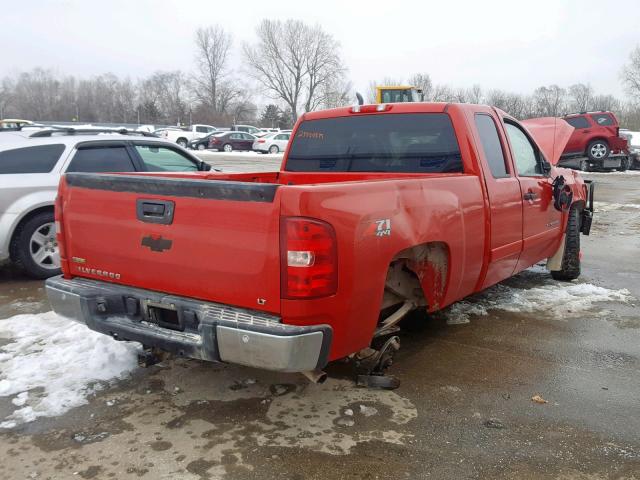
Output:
top-left (141, 235), bottom-right (173, 252)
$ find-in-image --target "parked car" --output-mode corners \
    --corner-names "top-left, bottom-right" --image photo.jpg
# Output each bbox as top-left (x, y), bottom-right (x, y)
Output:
top-left (188, 132), bottom-right (217, 150)
top-left (208, 131), bottom-right (257, 152)
top-left (252, 132), bottom-right (291, 154)
top-left (0, 119), bottom-right (34, 130)
top-left (559, 111), bottom-right (629, 171)
top-left (230, 124), bottom-right (262, 135)
top-left (158, 124), bottom-right (217, 147)
top-left (0, 128), bottom-right (212, 279)
top-left (46, 102), bottom-right (593, 384)
top-left (620, 129), bottom-right (640, 169)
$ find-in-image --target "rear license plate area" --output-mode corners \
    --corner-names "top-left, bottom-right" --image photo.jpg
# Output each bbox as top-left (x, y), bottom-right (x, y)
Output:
top-left (146, 303), bottom-right (183, 331)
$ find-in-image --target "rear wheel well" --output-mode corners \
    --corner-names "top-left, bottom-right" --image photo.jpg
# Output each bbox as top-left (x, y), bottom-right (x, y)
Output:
top-left (9, 205), bottom-right (55, 260)
top-left (585, 137), bottom-right (608, 150)
top-left (383, 242), bottom-right (450, 312)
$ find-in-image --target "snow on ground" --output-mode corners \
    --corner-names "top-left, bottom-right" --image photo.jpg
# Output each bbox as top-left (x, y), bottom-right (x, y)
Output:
top-left (445, 265), bottom-right (633, 325)
top-left (582, 170), bottom-right (640, 176)
top-left (594, 201), bottom-right (640, 213)
top-left (0, 312), bottom-right (139, 428)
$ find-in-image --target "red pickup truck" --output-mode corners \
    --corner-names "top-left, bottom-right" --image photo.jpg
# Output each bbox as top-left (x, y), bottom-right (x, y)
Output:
top-left (45, 103), bottom-right (594, 383)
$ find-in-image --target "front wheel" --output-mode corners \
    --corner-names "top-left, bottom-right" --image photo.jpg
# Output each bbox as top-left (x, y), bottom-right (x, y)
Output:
top-left (197, 144), bottom-right (205, 151)
top-left (587, 140), bottom-right (609, 161)
top-left (550, 205), bottom-right (581, 281)
top-left (269, 145), bottom-right (279, 154)
top-left (223, 144), bottom-right (233, 152)
top-left (10, 211), bottom-right (61, 279)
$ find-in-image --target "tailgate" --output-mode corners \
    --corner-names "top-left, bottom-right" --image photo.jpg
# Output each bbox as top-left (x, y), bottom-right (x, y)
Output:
top-left (59, 173), bottom-right (281, 313)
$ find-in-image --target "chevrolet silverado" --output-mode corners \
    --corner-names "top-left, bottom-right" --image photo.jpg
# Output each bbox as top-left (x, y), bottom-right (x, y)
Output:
top-left (45, 102), bottom-right (594, 384)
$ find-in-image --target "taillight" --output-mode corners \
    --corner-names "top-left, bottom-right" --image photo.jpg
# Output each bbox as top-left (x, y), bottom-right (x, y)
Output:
top-left (258, 139), bottom-right (265, 143)
top-left (280, 217), bottom-right (337, 299)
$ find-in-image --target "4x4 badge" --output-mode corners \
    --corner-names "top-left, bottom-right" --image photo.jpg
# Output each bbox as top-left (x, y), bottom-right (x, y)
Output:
top-left (141, 235), bottom-right (172, 252)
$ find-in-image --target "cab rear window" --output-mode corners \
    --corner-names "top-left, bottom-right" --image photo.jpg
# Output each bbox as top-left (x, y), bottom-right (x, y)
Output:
top-left (286, 113), bottom-right (463, 173)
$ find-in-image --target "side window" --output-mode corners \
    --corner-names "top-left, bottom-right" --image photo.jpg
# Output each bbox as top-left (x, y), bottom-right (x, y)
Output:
top-left (590, 113), bottom-right (614, 126)
top-left (564, 116), bottom-right (591, 129)
top-left (206, 127), bottom-right (216, 133)
top-left (134, 145), bottom-right (198, 172)
top-left (230, 133), bottom-right (241, 140)
top-left (505, 123), bottom-right (542, 177)
top-left (243, 134), bottom-right (254, 140)
top-left (195, 126), bottom-right (208, 133)
top-left (67, 146), bottom-right (135, 173)
top-left (0, 144), bottom-right (65, 174)
top-left (475, 114), bottom-right (508, 178)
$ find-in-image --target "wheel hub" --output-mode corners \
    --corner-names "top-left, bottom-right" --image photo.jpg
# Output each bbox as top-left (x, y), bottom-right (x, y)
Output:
top-left (30, 222), bottom-right (60, 269)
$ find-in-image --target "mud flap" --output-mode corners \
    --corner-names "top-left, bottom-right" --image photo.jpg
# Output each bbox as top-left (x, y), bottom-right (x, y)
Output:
top-left (546, 234), bottom-right (566, 272)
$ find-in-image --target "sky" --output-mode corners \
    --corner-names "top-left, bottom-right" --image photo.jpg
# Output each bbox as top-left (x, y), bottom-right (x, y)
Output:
top-left (1, 0), bottom-right (639, 99)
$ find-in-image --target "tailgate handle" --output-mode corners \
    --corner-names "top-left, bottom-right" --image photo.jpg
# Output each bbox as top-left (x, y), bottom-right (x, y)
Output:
top-left (136, 199), bottom-right (175, 225)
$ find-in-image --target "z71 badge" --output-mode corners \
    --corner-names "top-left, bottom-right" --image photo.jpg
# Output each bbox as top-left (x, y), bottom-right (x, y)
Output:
top-left (368, 219), bottom-right (391, 237)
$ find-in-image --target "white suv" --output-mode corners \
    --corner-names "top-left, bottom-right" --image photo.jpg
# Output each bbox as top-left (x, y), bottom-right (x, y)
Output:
top-left (0, 128), bottom-right (212, 278)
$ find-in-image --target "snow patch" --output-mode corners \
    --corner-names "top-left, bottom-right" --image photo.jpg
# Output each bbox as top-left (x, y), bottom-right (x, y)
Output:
top-left (444, 268), bottom-right (632, 324)
top-left (594, 201), bottom-right (640, 213)
top-left (0, 311), bottom-right (140, 428)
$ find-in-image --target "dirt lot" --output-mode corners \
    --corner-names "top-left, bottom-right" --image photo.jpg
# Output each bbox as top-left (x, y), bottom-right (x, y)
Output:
top-left (1, 164), bottom-right (639, 480)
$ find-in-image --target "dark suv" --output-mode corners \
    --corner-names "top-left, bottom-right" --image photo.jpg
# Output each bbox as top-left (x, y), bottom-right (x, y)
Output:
top-left (560, 111), bottom-right (629, 171)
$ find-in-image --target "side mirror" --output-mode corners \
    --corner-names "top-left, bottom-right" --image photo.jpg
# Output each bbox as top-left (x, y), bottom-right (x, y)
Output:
top-left (540, 157), bottom-right (552, 175)
top-left (200, 162), bottom-right (212, 171)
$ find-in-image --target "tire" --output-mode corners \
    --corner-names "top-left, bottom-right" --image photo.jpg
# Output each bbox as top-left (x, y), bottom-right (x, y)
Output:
top-left (197, 144), bottom-right (205, 151)
top-left (579, 159), bottom-right (590, 172)
top-left (550, 205), bottom-right (581, 281)
top-left (619, 157), bottom-right (630, 172)
top-left (269, 145), bottom-right (279, 154)
top-left (177, 138), bottom-right (188, 148)
top-left (587, 140), bottom-right (609, 161)
top-left (10, 211), bottom-right (61, 279)
top-left (223, 144), bottom-right (233, 152)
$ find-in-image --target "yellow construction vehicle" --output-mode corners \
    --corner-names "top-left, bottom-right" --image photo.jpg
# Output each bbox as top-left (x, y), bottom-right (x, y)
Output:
top-left (375, 86), bottom-right (424, 103)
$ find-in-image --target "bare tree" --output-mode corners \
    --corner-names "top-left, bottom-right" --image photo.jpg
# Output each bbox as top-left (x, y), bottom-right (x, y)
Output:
top-left (533, 85), bottom-right (566, 116)
top-left (590, 94), bottom-right (620, 113)
top-left (568, 83), bottom-right (594, 112)
top-left (407, 73), bottom-right (433, 100)
top-left (431, 84), bottom-right (456, 102)
top-left (244, 20), bottom-right (306, 121)
top-left (302, 25), bottom-right (345, 112)
top-left (0, 78), bottom-right (12, 118)
top-left (193, 26), bottom-right (234, 114)
top-left (244, 19), bottom-right (345, 120)
top-left (317, 77), bottom-right (353, 109)
top-left (622, 45), bottom-right (640, 102)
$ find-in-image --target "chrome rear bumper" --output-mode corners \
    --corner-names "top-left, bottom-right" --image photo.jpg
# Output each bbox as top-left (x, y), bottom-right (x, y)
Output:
top-left (45, 276), bottom-right (331, 372)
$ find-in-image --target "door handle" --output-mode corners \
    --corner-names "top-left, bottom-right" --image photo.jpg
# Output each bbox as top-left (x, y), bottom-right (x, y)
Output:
top-left (136, 199), bottom-right (175, 225)
top-left (523, 191), bottom-right (537, 201)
